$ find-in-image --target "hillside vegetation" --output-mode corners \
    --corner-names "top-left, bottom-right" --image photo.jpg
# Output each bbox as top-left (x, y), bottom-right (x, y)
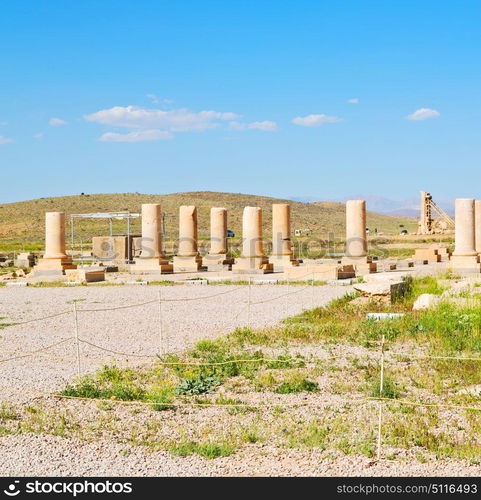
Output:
top-left (0, 192), bottom-right (417, 251)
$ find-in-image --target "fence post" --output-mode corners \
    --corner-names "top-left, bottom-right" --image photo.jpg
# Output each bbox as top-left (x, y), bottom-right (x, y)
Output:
top-left (72, 302), bottom-right (81, 377)
top-left (311, 272), bottom-right (315, 310)
top-left (157, 288), bottom-right (163, 356)
top-left (376, 334), bottom-right (385, 460)
top-left (247, 276), bottom-right (252, 326)
top-left (286, 276), bottom-right (290, 315)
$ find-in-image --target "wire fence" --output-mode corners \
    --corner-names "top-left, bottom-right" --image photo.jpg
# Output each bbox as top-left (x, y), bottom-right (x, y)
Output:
top-left (1, 279), bottom-right (481, 461)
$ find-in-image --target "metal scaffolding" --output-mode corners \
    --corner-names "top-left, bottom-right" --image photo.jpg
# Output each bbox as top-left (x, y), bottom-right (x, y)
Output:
top-left (69, 212), bottom-right (141, 262)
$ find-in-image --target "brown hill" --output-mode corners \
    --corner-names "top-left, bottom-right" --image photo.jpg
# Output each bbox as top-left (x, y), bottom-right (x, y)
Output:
top-left (0, 192), bottom-right (417, 251)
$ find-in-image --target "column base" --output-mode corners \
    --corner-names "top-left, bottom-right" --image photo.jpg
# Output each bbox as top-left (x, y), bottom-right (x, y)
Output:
top-left (341, 256), bottom-right (377, 275)
top-left (268, 255), bottom-right (300, 272)
top-left (132, 258), bottom-right (174, 274)
top-left (449, 255), bottom-right (481, 274)
top-left (203, 254), bottom-right (234, 271)
top-left (413, 249), bottom-right (441, 262)
top-left (173, 255), bottom-right (203, 273)
top-left (232, 256), bottom-right (273, 274)
top-left (32, 257), bottom-right (76, 277)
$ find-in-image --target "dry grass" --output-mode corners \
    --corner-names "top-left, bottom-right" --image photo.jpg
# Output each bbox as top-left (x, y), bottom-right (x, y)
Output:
top-left (0, 191), bottom-right (417, 251)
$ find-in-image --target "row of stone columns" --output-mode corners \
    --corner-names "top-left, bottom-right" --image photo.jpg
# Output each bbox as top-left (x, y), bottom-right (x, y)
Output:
top-left (29, 199), bottom-right (380, 277)
top-left (33, 203), bottom-right (301, 275)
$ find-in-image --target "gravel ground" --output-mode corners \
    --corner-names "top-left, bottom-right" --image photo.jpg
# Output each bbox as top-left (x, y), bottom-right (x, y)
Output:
top-left (1, 434), bottom-right (479, 477)
top-left (0, 284), bottom-right (350, 396)
top-left (1, 279), bottom-right (479, 477)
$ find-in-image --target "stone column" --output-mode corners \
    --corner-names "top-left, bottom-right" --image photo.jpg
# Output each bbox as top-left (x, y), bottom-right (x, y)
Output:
top-left (32, 212), bottom-right (76, 276)
top-left (44, 212), bottom-right (67, 258)
top-left (133, 204), bottom-right (173, 273)
top-left (345, 200), bottom-right (367, 258)
top-left (232, 207), bottom-right (273, 274)
top-left (173, 206), bottom-right (202, 272)
top-left (451, 198), bottom-right (480, 272)
top-left (204, 207), bottom-right (233, 271)
top-left (141, 204), bottom-right (162, 258)
top-left (210, 207), bottom-right (228, 255)
top-left (341, 200), bottom-right (376, 275)
top-left (243, 206), bottom-right (263, 257)
top-left (269, 203), bottom-right (298, 271)
top-left (454, 199), bottom-right (477, 256)
top-left (475, 200), bottom-right (481, 254)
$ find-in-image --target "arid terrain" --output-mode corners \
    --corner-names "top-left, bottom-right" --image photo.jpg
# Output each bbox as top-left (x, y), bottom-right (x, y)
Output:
top-left (1, 268), bottom-right (480, 477)
top-left (0, 192), bottom-right (418, 251)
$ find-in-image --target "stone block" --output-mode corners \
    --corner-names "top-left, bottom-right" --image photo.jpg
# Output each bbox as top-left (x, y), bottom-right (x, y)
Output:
top-left (14, 252), bottom-right (36, 268)
top-left (65, 269), bottom-right (105, 283)
top-left (284, 263), bottom-right (354, 281)
top-left (203, 254), bottom-right (234, 272)
top-left (185, 279), bottom-right (208, 285)
top-left (366, 312), bottom-right (406, 320)
top-left (231, 257), bottom-right (273, 274)
top-left (341, 256), bottom-right (377, 275)
top-left (92, 236), bottom-right (139, 262)
top-left (173, 255), bottom-right (203, 273)
top-left (353, 280), bottom-right (408, 304)
top-left (413, 293), bottom-right (442, 310)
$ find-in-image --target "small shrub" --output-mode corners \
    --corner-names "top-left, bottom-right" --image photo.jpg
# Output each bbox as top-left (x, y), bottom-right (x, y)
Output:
top-left (275, 379), bottom-right (319, 394)
top-left (169, 440), bottom-right (235, 459)
top-left (370, 375), bottom-right (399, 399)
top-left (175, 374), bottom-right (220, 395)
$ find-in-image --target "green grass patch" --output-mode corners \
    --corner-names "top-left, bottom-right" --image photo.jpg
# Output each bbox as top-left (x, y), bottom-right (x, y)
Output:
top-left (168, 440), bottom-right (236, 459)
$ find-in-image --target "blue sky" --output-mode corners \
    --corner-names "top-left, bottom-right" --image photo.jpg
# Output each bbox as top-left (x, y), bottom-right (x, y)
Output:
top-left (1, 0), bottom-right (480, 204)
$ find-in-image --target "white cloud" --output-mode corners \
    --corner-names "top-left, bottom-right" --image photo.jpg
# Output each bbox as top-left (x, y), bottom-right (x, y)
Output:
top-left (146, 94), bottom-right (160, 104)
top-left (147, 94), bottom-right (173, 105)
top-left (347, 98), bottom-right (359, 104)
top-left (405, 108), bottom-right (440, 121)
top-left (292, 114), bottom-right (343, 127)
top-left (98, 129), bottom-right (174, 143)
top-left (229, 120), bottom-right (278, 132)
top-left (33, 133), bottom-right (44, 139)
top-left (85, 105), bottom-right (240, 132)
top-left (0, 136), bottom-right (14, 144)
top-left (0, 121), bottom-right (8, 126)
top-left (49, 117), bottom-right (68, 126)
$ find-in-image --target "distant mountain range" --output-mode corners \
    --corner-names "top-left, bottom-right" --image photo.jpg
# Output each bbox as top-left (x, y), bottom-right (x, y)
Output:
top-left (289, 195), bottom-right (454, 217)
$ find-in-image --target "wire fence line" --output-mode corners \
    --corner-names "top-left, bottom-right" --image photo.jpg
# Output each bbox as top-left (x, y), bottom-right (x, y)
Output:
top-left (1, 382), bottom-right (480, 414)
top-left (0, 272), bottom-right (328, 329)
top-left (0, 280), bottom-right (323, 365)
top-left (1, 281), bottom-right (481, 461)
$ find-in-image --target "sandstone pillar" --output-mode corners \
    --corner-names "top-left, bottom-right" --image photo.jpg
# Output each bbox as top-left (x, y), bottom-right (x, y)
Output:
top-left (133, 204), bottom-right (173, 273)
top-left (32, 212), bottom-right (76, 276)
top-left (232, 207), bottom-right (273, 274)
top-left (475, 200), bottom-right (481, 255)
top-left (173, 205), bottom-right (202, 272)
top-left (451, 198), bottom-right (480, 273)
top-left (269, 203), bottom-right (299, 271)
top-left (341, 200), bottom-right (376, 274)
top-left (204, 207), bottom-right (234, 271)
